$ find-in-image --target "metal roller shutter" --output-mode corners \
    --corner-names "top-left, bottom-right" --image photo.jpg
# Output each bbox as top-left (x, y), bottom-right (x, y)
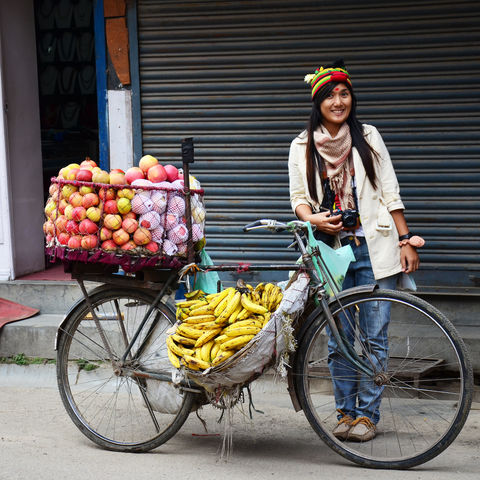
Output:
top-left (135, 0), bottom-right (480, 292)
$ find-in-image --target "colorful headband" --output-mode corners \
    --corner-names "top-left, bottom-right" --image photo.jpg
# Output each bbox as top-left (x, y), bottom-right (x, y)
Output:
top-left (304, 67), bottom-right (352, 99)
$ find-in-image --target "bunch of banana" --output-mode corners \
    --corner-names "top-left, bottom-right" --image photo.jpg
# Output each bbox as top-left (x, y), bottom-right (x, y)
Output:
top-left (167, 283), bottom-right (283, 371)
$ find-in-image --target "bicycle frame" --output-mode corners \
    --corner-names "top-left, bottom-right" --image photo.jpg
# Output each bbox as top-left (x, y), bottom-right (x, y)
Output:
top-left (56, 219), bottom-right (378, 393)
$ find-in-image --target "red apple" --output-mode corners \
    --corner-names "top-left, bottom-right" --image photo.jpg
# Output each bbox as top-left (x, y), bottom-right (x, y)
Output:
top-left (145, 241), bottom-right (159, 253)
top-left (100, 227), bottom-right (113, 241)
top-left (65, 220), bottom-right (80, 235)
top-left (64, 204), bottom-right (74, 220)
top-left (139, 155), bottom-right (158, 174)
top-left (164, 164), bottom-right (179, 183)
top-left (80, 158), bottom-right (97, 169)
top-left (79, 219), bottom-right (98, 235)
top-left (67, 235), bottom-right (82, 249)
top-left (49, 183), bottom-right (59, 196)
top-left (61, 184), bottom-right (77, 200)
top-left (103, 214), bottom-right (122, 230)
top-left (147, 164), bottom-right (167, 183)
top-left (57, 232), bottom-right (70, 245)
top-left (68, 192), bottom-right (83, 208)
top-left (55, 215), bottom-right (68, 233)
top-left (125, 167), bottom-right (145, 185)
top-left (65, 168), bottom-right (79, 181)
top-left (99, 188), bottom-right (116, 201)
top-left (120, 240), bottom-right (137, 251)
top-left (79, 186), bottom-right (94, 196)
top-left (86, 206), bottom-right (101, 222)
top-left (112, 228), bottom-right (130, 245)
top-left (72, 206), bottom-right (87, 222)
top-left (122, 218), bottom-right (138, 234)
top-left (117, 188), bottom-right (135, 199)
top-left (82, 193), bottom-right (99, 209)
top-left (44, 220), bottom-right (55, 236)
top-left (122, 211), bottom-right (136, 220)
top-left (109, 169), bottom-right (126, 185)
top-left (133, 227), bottom-right (152, 246)
top-left (101, 239), bottom-right (117, 251)
top-left (81, 235), bottom-right (98, 250)
top-left (104, 199), bottom-right (119, 214)
top-left (76, 169), bottom-right (93, 182)
top-left (58, 199), bottom-right (68, 214)
top-left (92, 169), bottom-right (110, 184)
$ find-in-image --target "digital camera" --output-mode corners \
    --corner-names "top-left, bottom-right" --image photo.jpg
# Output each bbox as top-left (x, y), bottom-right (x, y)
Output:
top-left (332, 209), bottom-right (360, 229)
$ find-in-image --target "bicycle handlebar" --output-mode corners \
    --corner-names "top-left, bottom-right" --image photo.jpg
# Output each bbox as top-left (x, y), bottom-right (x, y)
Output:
top-left (243, 219), bottom-right (311, 233)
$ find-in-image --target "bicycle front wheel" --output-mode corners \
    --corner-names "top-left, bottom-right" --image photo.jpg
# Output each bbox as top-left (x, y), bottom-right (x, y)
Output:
top-left (294, 288), bottom-right (473, 469)
top-left (56, 287), bottom-right (195, 452)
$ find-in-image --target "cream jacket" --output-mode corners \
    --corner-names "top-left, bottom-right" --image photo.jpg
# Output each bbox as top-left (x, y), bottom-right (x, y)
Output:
top-left (288, 124), bottom-right (405, 280)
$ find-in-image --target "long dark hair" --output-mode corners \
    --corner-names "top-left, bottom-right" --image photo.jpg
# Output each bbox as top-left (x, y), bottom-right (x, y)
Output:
top-left (306, 79), bottom-right (378, 204)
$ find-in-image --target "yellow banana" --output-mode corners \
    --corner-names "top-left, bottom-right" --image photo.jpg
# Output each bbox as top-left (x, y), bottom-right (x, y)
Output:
top-left (184, 289), bottom-right (205, 299)
top-left (183, 354), bottom-right (210, 371)
top-left (213, 334), bottom-right (230, 344)
top-left (167, 335), bottom-right (194, 357)
top-left (224, 325), bottom-right (260, 337)
top-left (175, 299), bottom-right (208, 309)
top-left (200, 340), bottom-right (215, 363)
top-left (195, 328), bottom-right (222, 348)
top-left (209, 287), bottom-right (234, 310)
top-left (216, 290), bottom-right (241, 323)
top-left (177, 323), bottom-right (204, 339)
top-left (227, 302), bottom-right (243, 324)
top-left (221, 334), bottom-right (255, 351)
top-left (211, 349), bottom-right (236, 365)
top-left (261, 283), bottom-right (272, 306)
top-left (188, 321), bottom-right (224, 330)
top-left (167, 348), bottom-right (181, 368)
top-left (172, 333), bottom-right (197, 346)
top-left (236, 307), bottom-right (250, 321)
top-left (210, 342), bottom-right (221, 361)
top-left (188, 304), bottom-right (215, 316)
top-left (183, 314), bottom-right (216, 324)
top-left (262, 312), bottom-right (272, 327)
top-left (176, 307), bottom-right (190, 321)
top-left (268, 286), bottom-right (282, 311)
top-left (254, 282), bottom-right (266, 294)
top-left (241, 293), bottom-right (268, 315)
top-left (224, 319), bottom-right (262, 332)
top-left (214, 288), bottom-right (236, 317)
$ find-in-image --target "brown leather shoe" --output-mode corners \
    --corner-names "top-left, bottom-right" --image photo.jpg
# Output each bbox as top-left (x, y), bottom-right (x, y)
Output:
top-left (347, 416), bottom-right (376, 442)
top-left (332, 410), bottom-right (354, 440)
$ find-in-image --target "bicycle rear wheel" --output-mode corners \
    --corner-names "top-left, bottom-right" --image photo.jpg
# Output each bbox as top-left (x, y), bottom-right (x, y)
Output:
top-left (56, 287), bottom-right (195, 452)
top-left (294, 289), bottom-right (473, 469)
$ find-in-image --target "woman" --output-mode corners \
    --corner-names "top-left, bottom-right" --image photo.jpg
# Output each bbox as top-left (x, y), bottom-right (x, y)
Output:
top-left (288, 60), bottom-right (420, 442)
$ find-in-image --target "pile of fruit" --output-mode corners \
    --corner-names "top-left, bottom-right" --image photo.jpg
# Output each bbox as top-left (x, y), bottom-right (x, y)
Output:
top-left (43, 156), bottom-right (205, 257)
top-left (167, 283), bottom-right (284, 371)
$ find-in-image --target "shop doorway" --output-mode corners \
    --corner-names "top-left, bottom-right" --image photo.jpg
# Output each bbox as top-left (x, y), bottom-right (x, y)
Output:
top-left (34, 0), bottom-right (98, 203)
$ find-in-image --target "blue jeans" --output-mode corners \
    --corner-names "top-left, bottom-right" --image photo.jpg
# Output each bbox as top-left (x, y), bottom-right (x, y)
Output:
top-left (327, 237), bottom-right (397, 424)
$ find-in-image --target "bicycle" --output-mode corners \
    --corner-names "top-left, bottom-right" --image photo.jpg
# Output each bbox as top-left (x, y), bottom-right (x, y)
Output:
top-left (55, 218), bottom-right (473, 469)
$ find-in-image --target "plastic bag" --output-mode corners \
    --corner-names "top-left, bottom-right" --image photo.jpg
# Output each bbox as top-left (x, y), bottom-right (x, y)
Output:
top-left (193, 249), bottom-right (222, 294)
top-left (305, 222), bottom-right (356, 297)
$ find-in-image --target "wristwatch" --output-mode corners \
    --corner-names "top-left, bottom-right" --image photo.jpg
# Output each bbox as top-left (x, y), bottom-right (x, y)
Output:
top-left (398, 232), bottom-right (414, 241)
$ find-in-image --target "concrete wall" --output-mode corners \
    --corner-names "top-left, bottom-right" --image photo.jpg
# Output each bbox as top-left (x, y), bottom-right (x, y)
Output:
top-left (0, 0), bottom-right (45, 278)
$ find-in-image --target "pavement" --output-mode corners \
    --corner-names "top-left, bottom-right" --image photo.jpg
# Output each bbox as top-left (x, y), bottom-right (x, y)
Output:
top-left (0, 365), bottom-right (479, 480)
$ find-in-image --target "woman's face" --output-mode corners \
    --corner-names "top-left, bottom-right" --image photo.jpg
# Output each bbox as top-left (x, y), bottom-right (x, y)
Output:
top-left (320, 83), bottom-right (352, 136)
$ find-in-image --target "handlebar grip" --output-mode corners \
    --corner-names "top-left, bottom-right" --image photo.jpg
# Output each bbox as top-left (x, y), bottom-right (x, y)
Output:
top-left (243, 220), bottom-right (267, 232)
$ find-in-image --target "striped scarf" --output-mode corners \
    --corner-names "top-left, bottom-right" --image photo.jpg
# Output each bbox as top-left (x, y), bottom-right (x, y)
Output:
top-left (314, 123), bottom-right (355, 211)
